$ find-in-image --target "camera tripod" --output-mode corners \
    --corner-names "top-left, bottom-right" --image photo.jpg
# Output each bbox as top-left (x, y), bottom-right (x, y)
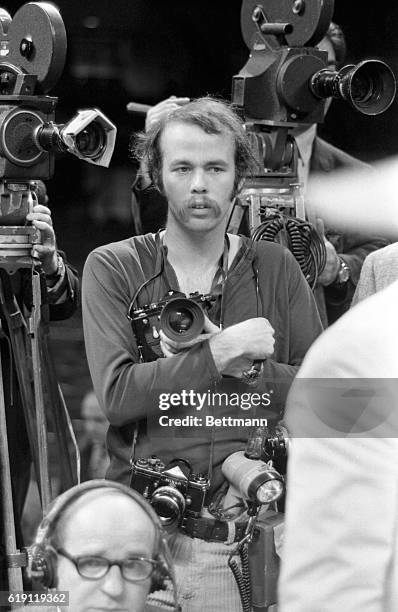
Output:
top-left (0, 202), bottom-right (78, 598)
top-left (0, 1), bottom-right (116, 600)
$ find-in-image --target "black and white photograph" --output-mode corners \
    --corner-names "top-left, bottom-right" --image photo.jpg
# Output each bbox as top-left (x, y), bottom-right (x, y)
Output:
top-left (0, 1), bottom-right (397, 611)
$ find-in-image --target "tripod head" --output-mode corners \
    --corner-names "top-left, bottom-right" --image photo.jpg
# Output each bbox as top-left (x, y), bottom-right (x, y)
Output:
top-left (0, 2), bottom-right (117, 271)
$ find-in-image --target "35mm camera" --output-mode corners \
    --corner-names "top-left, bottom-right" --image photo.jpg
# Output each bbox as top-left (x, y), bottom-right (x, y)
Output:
top-left (130, 456), bottom-right (210, 533)
top-left (129, 290), bottom-right (215, 362)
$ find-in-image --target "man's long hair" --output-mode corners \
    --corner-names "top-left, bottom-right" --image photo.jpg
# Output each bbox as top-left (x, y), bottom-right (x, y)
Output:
top-left (131, 96), bottom-right (258, 195)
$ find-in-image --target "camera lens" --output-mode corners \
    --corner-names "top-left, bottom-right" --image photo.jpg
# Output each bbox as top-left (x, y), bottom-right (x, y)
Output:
top-left (153, 499), bottom-right (177, 520)
top-left (341, 60), bottom-right (396, 115)
top-left (310, 60), bottom-right (396, 116)
top-left (160, 297), bottom-right (204, 343)
top-left (151, 486), bottom-right (186, 533)
top-left (75, 121), bottom-right (105, 158)
top-left (350, 72), bottom-right (376, 105)
top-left (256, 479), bottom-right (284, 504)
top-left (168, 308), bottom-right (194, 334)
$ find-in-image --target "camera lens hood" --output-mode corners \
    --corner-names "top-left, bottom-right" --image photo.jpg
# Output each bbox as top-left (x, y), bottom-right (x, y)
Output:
top-left (160, 297), bottom-right (204, 343)
top-left (151, 486), bottom-right (186, 532)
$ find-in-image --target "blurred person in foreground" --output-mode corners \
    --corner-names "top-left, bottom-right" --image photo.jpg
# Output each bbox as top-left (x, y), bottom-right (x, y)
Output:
top-left (82, 96), bottom-right (322, 611)
top-left (278, 277), bottom-right (398, 611)
top-left (306, 154), bottom-right (398, 239)
top-left (25, 480), bottom-right (177, 612)
top-left (130, 22), bottom-right (388, 327)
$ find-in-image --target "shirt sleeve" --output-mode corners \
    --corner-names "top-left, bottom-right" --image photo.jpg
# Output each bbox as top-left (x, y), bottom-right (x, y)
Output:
top-left (324, 230), bottom-right (389, 316)
top-left (259, 248), bottom-right (324, 411)
top-left (350, 250), bottom-right (377, 305)
top-left (47, 253), bottom-right (80, 321)
top-left (82, 248), bottom-right (222, 426)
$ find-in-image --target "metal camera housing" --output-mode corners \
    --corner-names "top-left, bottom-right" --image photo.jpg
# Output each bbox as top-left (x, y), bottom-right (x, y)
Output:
top-left (0, 1), bottom-right (117, 268)
top-left (129, 290), bottom-right (215, 362)
top-left (234, 0), bottom-right (396, 125)
top-left (228, 0), bottom-right (396, 288)
top-left (0, 2), bottom-right (116, 178)
top-left (130, 456), bottom-right (210, 533)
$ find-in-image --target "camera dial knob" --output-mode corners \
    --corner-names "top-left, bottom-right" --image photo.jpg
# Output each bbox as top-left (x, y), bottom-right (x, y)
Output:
top-left (20, 36), bottom-right (33, 59)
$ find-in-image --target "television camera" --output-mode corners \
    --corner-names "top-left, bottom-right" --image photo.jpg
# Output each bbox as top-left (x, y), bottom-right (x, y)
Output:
top-left (0, 2), bottom-right (116, 270)
top-left (228, 0), bottom-right (396, 286)
top-left (0, 2), bottom-right (116, 597)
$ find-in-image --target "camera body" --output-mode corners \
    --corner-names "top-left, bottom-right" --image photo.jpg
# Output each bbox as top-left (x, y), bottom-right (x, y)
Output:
top-left (233, 46), bottom-right (327, 126)
top-left (130, 456), bottom-right (210, 532)
top-left (129, 290), bottom-right (215, 362)
top-left (0, 98), bottom-right (56, 182)
top-left (245, 423), bottom-right (290, 476)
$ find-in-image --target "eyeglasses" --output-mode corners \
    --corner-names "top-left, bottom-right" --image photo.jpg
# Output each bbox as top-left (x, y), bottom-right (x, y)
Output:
top-left (56, 548), bottom-right (158, 582)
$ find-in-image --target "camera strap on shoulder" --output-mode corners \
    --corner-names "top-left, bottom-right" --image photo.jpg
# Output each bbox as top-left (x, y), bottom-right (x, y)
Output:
top-left (128, 231), bottom-right (167, 315)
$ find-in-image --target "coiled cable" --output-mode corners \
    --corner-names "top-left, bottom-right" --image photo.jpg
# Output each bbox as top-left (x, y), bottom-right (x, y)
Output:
top-left (252, 213), bottom-right (326, 289)
top-left (228, 542), bottom-right (251, 612)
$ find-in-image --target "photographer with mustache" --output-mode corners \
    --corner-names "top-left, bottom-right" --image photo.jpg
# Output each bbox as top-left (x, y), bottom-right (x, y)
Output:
top-left (82, 97), bottom-right (322, 611)
top-left (131, 23), bottom-right (389, 329)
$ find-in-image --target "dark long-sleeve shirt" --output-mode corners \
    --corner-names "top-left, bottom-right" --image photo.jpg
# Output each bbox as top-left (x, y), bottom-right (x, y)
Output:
top-left (82, 233), bottom-right (322, 495)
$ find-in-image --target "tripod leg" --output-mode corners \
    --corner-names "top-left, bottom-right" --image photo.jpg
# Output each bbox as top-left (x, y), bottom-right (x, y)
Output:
top-left (0, 272), bottom-right (51, 511)
top-left (0, 346), bottom-right (24, 597)
top-left (37, 294), bottom-right (79, 490)
top-left (29, 272), bottom-right (51, 510)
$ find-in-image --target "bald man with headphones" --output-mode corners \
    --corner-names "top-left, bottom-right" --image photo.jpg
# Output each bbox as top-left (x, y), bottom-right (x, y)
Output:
top-left (25, 480), bottom-right (180, 612)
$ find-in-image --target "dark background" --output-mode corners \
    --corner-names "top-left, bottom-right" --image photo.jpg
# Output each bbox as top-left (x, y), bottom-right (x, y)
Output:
top-left (3, 0), bottom-right (398, 417)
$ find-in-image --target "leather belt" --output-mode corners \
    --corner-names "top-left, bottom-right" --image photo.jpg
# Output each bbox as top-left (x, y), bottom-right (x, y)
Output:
top-left (182, 516), bottom-right (248, 543)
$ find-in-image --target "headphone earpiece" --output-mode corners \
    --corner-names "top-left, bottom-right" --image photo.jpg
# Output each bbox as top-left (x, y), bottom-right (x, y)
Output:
top-left (28, 542), bottom-right (58, 589)
top-left (150, 558), bottom-right (170, 593)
